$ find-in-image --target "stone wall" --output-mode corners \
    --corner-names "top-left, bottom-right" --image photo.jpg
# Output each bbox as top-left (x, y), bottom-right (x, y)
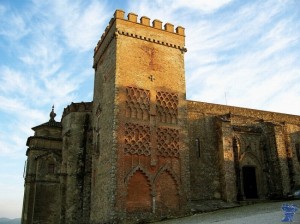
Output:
top-left (61, 102), bottom-right (92, 224)
top-left (187, 100), bottom-right (300, 201)
top-left (187, 114), bottom-right (221, 200)
top-left (21, 118), bottom-right (62, 224)
top-left (188, 101), bottom-right (300, 124)
top-left (90, 18), bottom-right (118, 222)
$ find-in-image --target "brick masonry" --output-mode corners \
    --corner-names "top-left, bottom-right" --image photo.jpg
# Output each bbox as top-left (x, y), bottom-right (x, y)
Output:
top-left (21, 10), bottom-right (300, 224)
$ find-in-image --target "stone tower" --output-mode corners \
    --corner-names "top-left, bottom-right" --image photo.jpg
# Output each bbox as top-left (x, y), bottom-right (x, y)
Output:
top-left (91, 10), bottom-right (190, 223)
top-left (60, 102), bottom-right (93, 224)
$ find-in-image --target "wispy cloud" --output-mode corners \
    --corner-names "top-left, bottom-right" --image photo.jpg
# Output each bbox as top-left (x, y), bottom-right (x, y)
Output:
top-left (0, 5), bottom-right (29, 40)
top-left (128, 0), bottom-right (300, 115)
top-left (171, 0), bottom-right (233, 13)
top-left (128, 0), bottom-right (233, 19)
top-left (29, 0), bottom-right (111, 52)
top-left (0, 1), bottom-right (111, 216)
top-left (0, 0), bottom-right (110, 159)
top-left (182, 1), bottom-right (300, 114)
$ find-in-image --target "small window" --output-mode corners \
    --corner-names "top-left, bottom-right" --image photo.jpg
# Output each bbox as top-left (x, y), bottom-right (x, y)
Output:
top-left (48, 164), bottom-right (55, 174)
top-left (296, 143), bottom-right (300, 162)
top-left (195, 138), bottom-right (201, 157)
top-left (246, 145), bottom-right (251, 152)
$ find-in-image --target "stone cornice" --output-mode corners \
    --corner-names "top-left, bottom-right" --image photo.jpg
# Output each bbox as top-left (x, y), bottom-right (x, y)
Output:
top-left (93, 28), bottom-right (187, 69)
top-left (116, 29), bottom-right (187, 51)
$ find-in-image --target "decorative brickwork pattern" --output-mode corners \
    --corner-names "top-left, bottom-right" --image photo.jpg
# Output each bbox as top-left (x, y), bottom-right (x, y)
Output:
top-left (126, 87), bottom-right (150, 121)
top-left (124, 123), bottom-right (151, 156)
top-left (126, 170), bottom-right (152, 212)
top-left (155, 170), bottom-right (179, 211)
top-left (157, 127), bottom-right (179, 157)
top-left (156, 91), bottom-right (178, 124)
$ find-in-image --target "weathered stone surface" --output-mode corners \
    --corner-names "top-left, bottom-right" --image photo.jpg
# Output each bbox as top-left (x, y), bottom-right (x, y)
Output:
top-left (187, 101), bottom-right (300, 202)
top-left (22, 109), bottom-right (62, 224)
top-left (21, 9), bottom-right (300, 224)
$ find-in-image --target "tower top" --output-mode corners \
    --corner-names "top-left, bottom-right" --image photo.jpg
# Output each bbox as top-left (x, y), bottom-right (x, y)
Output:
top-left (94, 9), bottom-right (186, 68)
top-left (112, 9), bottom-right (185, 35)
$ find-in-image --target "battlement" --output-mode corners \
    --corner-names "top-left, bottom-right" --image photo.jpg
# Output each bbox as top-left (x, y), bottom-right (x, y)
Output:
top-left (114, 10), bottom-right (185, 35)
top-left (62, 102), bottom-right (92, 118)
top-left (94, 9), bottom-right (185, 55)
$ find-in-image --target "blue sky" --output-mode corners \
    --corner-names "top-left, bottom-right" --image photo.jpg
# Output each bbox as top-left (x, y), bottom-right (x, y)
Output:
top-left (0, 0), bottom-right (299, 218)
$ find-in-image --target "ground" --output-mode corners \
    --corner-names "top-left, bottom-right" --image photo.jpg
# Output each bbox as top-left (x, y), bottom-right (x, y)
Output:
top-left (153, 200), bottom-right (300, 224)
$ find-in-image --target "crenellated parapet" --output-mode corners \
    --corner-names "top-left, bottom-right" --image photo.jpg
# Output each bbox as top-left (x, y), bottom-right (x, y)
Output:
top-left (62, 102), bottom-right (93, 118)
top-left (93, 9), bottom-right (186, 67)
top-left (112, 10), bottom-right (185, 35)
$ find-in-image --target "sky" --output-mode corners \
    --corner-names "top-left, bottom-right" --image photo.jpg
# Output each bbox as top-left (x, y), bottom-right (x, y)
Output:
top-left (0, 0), bottom-right (299, 219)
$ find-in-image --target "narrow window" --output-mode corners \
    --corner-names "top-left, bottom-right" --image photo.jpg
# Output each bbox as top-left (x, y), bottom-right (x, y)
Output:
top-left (296, 143), bottom-right (300, 162)
top-left (93, 169), bottom-right (96, 187)
top-left (97, 133), bottom-right (100, 155)
top-left (195, 138), bottom-right (201, 157)
top-left (48, 164), bottom-right (55, 174)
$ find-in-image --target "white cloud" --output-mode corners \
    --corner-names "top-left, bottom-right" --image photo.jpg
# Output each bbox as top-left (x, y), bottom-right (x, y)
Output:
top-left (0, 4), bottom-right (29, 40)
top-left (30, 0), bottom-right (111, 52)
top-left (19, 41), bottom-right (63, 74)
top-left (128, 0), bottom-right (233, 20)
top-left (0, 0), bottom-right (114, 218)
top-left (172, 0), bottom-right (233, 13)
top-left (0, 0), bottom-right (109, 110)
top-left (0, 134), bottom-right (26, 157)
top-left (0, 67), bottom-right (28, 94)
top-left (181, 0), bottom-right (300, 115)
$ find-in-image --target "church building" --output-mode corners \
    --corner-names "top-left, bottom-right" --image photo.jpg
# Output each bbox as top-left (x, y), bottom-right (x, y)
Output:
top-left (21, 10), bottom-right (300, 224)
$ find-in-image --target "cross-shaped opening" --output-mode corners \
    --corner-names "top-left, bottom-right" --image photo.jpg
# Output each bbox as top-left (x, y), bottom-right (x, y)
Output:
top-left (148, 75), bottom-right (155, 82)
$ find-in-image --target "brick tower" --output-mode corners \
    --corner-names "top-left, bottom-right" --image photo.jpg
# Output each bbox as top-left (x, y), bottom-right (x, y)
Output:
top-left (90, 10), bottom-right (190, 223)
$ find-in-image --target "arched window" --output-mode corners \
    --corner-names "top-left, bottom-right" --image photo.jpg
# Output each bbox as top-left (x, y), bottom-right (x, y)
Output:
top-left (48, 163), bottom-right (55, 174)
top-left (195, 138), bottom-right (201, 158)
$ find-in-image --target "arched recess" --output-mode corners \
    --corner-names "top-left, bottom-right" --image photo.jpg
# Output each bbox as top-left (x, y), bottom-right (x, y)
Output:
top-left (240, 151), bottom-right (263, 199)
top-left (240, 151), bottom-right (262, 168)
top-left (155, 169), bottom-right (179, 212)
top-left (126, 169), bottom-right (152, 213)
top-left (35, 152), bottom-right (61, 176)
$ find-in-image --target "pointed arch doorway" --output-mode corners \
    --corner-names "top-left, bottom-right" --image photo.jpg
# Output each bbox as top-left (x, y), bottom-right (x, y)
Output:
top-left (242, 166), bottom-right (258, 199)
